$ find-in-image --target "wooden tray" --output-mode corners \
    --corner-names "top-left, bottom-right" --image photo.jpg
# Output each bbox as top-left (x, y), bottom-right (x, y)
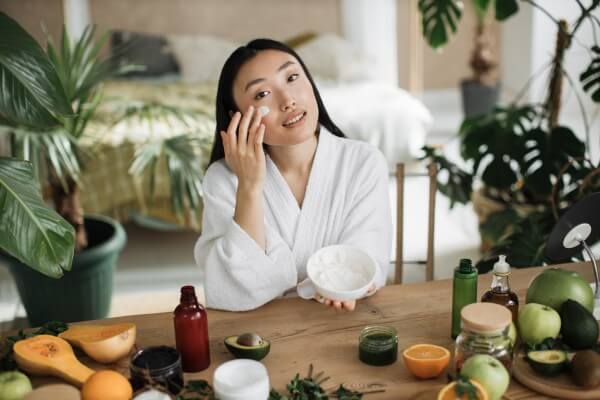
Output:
top-left (513, 353), bottom-right (600, 399)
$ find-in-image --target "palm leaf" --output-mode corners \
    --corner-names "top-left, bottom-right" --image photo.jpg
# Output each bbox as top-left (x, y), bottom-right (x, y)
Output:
top-left (581, 45), bottom-right (600, 103)
top-left (418, 0), bottom-right (463, 49)
top-left (0, 158), bottom-right (74, 278)
top-left (0, 12), bottom-right (72, 129)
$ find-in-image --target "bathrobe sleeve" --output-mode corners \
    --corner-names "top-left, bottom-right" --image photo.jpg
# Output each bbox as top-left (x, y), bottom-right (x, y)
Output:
top-left (194, 162), bottom-right (297, 311)
top-left (338, 148), bottom-right (393, 289)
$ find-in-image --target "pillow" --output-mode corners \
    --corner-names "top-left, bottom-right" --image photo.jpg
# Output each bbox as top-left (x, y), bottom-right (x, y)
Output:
top-left (167, 35), bottom-right (238, 84)
top-left (111, 31), bottom-right (180, 77)
top-left (294, 33), bottom-right (375, 83)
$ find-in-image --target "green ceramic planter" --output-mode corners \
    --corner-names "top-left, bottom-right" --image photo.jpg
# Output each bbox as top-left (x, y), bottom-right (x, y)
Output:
top-left (6, 215), bottom-right (126, 326)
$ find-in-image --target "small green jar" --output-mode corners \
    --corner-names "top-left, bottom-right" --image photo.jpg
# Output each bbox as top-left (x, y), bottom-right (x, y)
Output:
top-left (359, 326), bottom-right (398, 366)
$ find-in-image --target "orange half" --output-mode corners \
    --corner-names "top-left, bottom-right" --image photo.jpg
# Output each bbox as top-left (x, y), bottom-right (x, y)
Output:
top-left (402, 344), bottom-right (451, 379)
top-left (438, 379), bottom-right (488, 400)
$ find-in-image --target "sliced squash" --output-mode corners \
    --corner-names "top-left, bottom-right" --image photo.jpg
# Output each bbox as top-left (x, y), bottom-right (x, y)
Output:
top-left (13, 335), bottom-right (94, 387)
top-left (59, 323), bottom-right (137, 363)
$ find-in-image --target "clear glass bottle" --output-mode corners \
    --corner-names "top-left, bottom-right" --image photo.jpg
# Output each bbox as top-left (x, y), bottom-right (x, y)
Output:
top-left (481, 255), bottom-right (519, 322)
top-left (173, 285), bottom-right (210, 372)
top-left (454, 302), bottom-right (513, 375)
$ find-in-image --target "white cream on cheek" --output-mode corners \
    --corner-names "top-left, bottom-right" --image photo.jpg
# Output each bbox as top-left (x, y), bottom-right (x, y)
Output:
top-left (258, 106), bottom-right (270, 116)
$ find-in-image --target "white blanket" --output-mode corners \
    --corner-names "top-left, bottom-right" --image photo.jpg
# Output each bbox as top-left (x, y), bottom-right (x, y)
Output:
top-left (319, 82), bottom-right (433, 168)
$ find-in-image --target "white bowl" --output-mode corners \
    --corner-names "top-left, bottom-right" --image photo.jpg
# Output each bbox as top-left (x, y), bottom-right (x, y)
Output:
top-left (213, 359), bottom-right (270, 400)
top-left (306, 245), bottom-right (377, 301)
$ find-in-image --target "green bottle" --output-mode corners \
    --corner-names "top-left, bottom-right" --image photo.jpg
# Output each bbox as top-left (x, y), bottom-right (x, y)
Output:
top-left (451, 258), bottom-right (478, 339)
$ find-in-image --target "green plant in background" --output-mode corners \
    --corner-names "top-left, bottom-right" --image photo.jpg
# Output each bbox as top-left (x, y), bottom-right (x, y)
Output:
top-left (421, 1), bottom-right (600, 271)
top-left (0, 12), bottom-right (206, 277)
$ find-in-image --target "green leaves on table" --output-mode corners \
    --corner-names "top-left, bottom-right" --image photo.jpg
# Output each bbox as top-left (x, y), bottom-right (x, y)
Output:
top-left (0, 158), bottom-right (75, 278)
top-left (455, 376), bottom-right (478, 400)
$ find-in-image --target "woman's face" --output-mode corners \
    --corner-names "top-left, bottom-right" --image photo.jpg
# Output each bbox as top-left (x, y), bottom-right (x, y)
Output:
top-left (232, 49), bottom-right (319, 147)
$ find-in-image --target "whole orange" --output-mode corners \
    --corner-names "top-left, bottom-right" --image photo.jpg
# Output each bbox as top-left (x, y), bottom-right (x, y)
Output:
top-left (82, 370), bottom-right (132, 400)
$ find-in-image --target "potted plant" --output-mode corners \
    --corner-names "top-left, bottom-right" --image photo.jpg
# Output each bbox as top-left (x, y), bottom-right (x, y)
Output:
top-left (422, 2), bottom-right (600, 271)
top-left (0, 13), bottom-right (205, 325)
top-left (418, 0), bottom-right (519, 117)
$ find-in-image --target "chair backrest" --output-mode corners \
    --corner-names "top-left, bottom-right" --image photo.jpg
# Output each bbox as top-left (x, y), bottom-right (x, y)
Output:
top-left (394, 162), bottom-right (438, 284)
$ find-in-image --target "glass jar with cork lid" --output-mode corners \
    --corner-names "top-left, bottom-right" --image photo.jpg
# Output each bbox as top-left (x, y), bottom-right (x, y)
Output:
top-left (454, 302), bottom-right (513, 374)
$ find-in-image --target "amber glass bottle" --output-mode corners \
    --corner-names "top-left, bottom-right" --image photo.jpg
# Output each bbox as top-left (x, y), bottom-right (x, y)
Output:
top-left (481, 255), bottom-right (519, 322)
top-left (173, 285), bottom-right (210, 372)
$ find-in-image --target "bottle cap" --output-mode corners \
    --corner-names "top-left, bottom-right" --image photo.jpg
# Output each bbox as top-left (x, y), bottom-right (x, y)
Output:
top-left (493, 255), bottom-right (510, 275)
top-left (461, 303), bottom-right (512, 334)
top-left (458, 258), bottom-right (474, 274)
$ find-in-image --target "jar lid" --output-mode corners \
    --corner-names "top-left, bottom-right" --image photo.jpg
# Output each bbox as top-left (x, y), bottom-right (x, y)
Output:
top-left (461, 303), bottom-right (512, 333)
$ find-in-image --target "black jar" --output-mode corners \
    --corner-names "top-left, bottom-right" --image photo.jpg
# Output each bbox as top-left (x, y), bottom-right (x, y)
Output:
top-left (130, 346), bottom-right (185, 395)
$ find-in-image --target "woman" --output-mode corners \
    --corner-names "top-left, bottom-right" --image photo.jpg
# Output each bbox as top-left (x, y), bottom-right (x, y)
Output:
top-left (194, 38), bottom-right (392, 312)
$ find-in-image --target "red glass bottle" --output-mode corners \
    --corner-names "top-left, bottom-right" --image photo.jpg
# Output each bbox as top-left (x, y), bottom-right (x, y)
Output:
top-left (173, 285), bottom-right (210, 372)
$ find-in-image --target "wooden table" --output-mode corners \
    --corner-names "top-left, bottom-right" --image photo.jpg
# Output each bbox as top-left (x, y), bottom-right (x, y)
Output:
top-left (29, 262), bottom-right (595, 399)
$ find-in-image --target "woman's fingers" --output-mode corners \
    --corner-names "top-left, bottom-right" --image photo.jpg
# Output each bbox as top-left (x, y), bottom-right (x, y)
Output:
top-left (227, 112), bottom-right (241, 152)
top-left (237, 106), bottom-right (254, 148)
top-left (254, 124), bottom-right (265, 154)
top-left (342, 300), bottom-right (356, 311)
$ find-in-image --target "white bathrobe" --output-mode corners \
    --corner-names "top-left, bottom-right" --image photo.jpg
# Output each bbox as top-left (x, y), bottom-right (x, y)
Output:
top-left (194, 127), bottom-right (392, 311)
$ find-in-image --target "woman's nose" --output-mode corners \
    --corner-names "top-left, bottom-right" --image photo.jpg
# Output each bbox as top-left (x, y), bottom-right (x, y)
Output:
top-left (280, 96), bottom-right (296, 112)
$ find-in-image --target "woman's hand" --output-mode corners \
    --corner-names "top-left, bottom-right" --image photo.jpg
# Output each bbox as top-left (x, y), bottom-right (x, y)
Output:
top-left (221, 106), bottom-right (266, 191)
top-left (314, 284), bottom-right (377, 312)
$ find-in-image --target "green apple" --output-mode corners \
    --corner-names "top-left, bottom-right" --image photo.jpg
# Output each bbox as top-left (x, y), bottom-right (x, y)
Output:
top-left (518, 303), bottom-right (561, 345)
top-left (508, 321), bottom-right (517, 347)
top-left (461, 355), bottom-right (509, 400)
top-left (0, 371), bottom-right (32, 400)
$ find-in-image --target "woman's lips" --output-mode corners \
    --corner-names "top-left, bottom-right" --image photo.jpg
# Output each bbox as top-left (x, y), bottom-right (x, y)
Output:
top-left (282, 111), bottom-right (307, 127)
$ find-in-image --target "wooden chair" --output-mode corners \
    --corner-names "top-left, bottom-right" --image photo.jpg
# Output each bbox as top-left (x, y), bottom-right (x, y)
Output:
top-left (394, 162), bottom-right (438, 284)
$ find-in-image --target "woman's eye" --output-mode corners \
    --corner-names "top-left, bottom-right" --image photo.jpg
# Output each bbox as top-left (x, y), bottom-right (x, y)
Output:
top-left (288, 73), bottom-right (299, 82)
top-left (254, 91), bottom-right (269, 100)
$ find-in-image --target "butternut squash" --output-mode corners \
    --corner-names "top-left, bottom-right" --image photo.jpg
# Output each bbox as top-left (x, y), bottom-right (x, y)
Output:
top-left (59, 323), bottom-right (136, 363)
top-left (13, 335), bottom-right (94, 387)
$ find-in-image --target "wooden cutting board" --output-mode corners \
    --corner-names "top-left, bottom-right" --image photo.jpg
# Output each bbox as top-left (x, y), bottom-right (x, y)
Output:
top-left (513, 353), bottom-right (600, 399)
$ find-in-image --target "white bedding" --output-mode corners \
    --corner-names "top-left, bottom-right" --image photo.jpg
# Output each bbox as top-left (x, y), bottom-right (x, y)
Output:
top-left (319, 81), bottom-right (433, 168)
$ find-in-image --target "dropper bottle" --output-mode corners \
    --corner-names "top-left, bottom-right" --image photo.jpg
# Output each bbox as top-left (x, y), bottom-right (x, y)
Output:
top-left (481, 255), bottom-right (519, 322)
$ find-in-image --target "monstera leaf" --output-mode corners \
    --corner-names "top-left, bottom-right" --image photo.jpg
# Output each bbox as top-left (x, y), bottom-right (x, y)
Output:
top-left (494, 0), bottom-right (519, 20)
top-left (0, 12), bottom-right (72, 129)
top-left (460, 106), bottom-right (536, 190)
top-left (581, 45), bottom-right (600, 103)
top-left (520, 126), bottom-right (586, 198)
top-left (418, 0), bottom-right (463, 48)
top-left (0, 158), bottom-right (74, 278)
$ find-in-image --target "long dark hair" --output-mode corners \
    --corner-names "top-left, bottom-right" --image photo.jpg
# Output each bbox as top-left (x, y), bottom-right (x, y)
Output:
top-left (207, 38), bottom-right (345, 167)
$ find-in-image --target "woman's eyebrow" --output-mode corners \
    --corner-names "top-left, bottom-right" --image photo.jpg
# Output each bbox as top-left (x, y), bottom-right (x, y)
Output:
top-left (244, 61), bottom-right (297, 92)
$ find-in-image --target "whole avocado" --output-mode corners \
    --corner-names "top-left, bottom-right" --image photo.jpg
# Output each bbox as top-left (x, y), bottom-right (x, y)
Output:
top-left (526, 268), bottom-right (594, 312)
top-left (560, 299), bottom-right (599, 350)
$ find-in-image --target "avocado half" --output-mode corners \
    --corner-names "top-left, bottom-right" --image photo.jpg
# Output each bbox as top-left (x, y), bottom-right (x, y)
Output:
top-left (224, 334), bottom-right (270, 361)
top-left (527, 350), bottom-right (567, 377)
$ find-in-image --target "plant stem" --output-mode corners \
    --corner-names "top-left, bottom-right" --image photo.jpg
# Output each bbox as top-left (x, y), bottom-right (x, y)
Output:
top-left (50, 174), bottom-right (87, 251)
top-left (545, 20), bottom-right (570, 130)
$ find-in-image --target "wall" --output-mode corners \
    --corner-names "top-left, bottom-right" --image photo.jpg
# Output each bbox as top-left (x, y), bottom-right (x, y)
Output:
top-left (0, 0), bottom-right (64, 44)
top-left (88, 0), bottom-right (342, 43)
